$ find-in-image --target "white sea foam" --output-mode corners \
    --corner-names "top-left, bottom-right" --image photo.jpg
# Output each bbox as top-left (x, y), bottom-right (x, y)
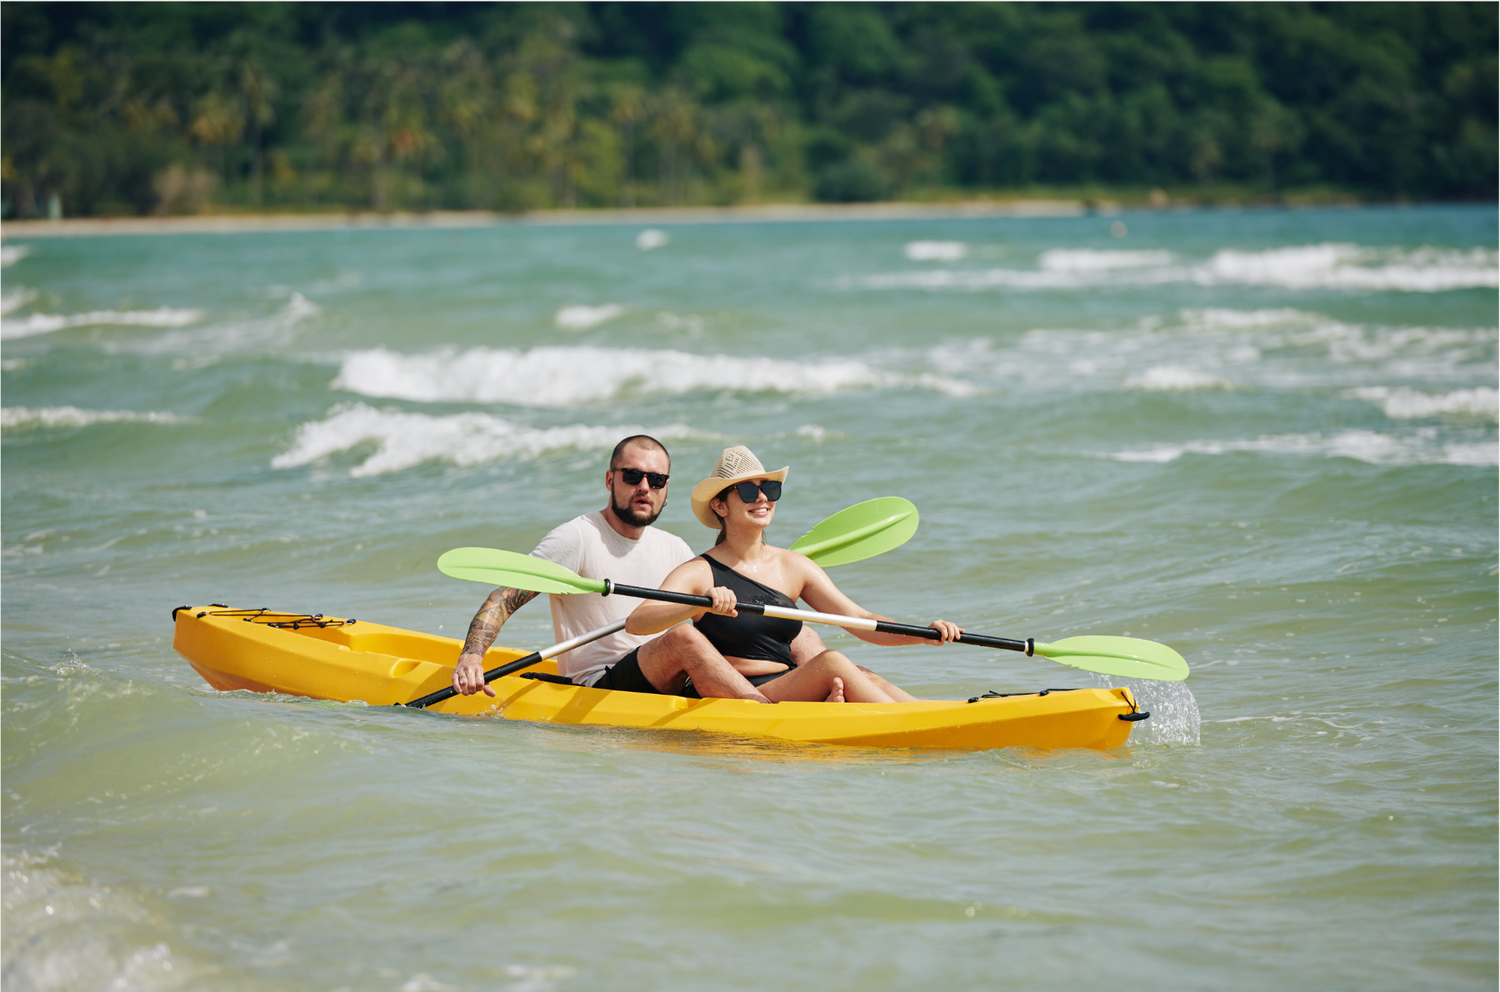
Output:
top-left (1039, 248), bottom-right (1176, 271)
top-left (1177, 307), bottom-right (1316, 331)
top-left (272, 403), bottom-right (700, 477)
top-left (859, 264), bottom-right (1187, 291)
top-left (1124, 366), bottom-right (1235, 391)
top-left (1, 306), bottom-right (204, 340)
top-left (1345, 386), bottom-right (1499, 421)
top-left (1, 406), bottom-right (192, 430)
top-left (3, 850), bottom-right (200, 992)
top-left (934, 308), bottom-right (1494, 394)
top-left (0, 244), bottom-right (30, 267)
top-left (332, 345), bottom-right (976, 408)
top-left (636, 229), bottom-right (669, 250)
top-left (1, 288), bottom-right (38, 315)
top-left (555, 304), bottom-right (625, 330)
top-left (904, 241), bottom-right (967, 262)
top-left (118, 293), bottom-right (319, 362)
top-left (855, 243), bottom-right (1498, 294)
top-left (1112, 430), bottom-right (1498, 467)
top-left (1196, 243), bottom-right (1500, 292)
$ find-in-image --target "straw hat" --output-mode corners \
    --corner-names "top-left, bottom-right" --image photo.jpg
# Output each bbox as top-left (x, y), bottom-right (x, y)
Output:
top-left (690, 446), bottom-right (789, 528)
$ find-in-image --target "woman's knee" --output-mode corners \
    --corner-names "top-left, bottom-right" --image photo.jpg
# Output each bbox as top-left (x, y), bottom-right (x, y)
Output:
top-left (656, 622), bottom-right (708, 654)
top-left (808, 650), bottom-right (858, 674)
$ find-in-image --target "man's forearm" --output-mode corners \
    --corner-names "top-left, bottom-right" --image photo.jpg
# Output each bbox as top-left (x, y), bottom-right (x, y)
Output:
top-left (461, 587), bottom-right (538, 658)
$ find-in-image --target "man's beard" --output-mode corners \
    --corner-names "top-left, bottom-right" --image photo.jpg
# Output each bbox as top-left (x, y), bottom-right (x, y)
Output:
top-left (612, 492), bottom-right (663, 528)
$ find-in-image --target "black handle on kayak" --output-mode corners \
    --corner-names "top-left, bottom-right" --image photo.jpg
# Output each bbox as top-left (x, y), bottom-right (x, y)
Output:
top-left (404, 650), bottom-right (544, 709)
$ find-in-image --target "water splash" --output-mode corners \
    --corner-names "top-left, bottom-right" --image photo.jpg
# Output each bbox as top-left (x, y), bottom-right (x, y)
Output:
top-left (1092, 674), bottom-right (1201, 745)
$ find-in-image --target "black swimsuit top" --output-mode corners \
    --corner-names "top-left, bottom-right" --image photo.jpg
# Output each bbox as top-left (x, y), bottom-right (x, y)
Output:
top-left (693, 555), bottom-right (803, 667)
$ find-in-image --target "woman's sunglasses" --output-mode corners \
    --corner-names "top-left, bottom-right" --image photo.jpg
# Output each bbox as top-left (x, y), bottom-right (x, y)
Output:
top-left (723, 479), bottom-right (782, 504)
top-left (615, 468), bottom-right (669, 489)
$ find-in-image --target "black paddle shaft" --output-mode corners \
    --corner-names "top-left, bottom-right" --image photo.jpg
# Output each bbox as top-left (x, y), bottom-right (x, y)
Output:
top-left (606, 582), bottom-right (1034, 655)
top-left (404, 650), bottom-right (544, 709)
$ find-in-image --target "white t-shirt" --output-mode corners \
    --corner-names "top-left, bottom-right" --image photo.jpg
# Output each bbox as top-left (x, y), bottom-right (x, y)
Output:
top-left (529, 510), bottom-right (695, 683)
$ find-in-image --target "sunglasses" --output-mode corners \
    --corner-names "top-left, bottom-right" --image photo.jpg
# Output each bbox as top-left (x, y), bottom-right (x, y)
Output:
top-left (614, 467), bottom-right (669, 489)
top-left (725, 479), bottom-right (782, 504)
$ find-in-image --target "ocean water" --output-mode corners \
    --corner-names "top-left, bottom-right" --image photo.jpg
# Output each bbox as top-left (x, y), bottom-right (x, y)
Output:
top-left (2, 205), bottom-right (1495, 991)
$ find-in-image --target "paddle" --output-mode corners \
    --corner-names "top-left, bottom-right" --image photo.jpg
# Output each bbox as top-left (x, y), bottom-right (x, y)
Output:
top-left (405, 619), bottom-right (627, 709)
top-left (788, 497), bottom-right (917, 566)
top-left (412, 498), bottom-right (923, 707)
top-left (436, 548), bottom-right (1190, 682)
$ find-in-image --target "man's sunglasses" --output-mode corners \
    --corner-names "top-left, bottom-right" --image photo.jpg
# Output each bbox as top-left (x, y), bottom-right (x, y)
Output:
top-left (614, 467), bottom-right (669, 489)
top-left (723, 479), bottom-right (782, 504)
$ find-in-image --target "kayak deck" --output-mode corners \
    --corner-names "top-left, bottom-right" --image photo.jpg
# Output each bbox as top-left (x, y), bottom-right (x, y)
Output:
top-left (172, 606), bottom-right (1143, 750)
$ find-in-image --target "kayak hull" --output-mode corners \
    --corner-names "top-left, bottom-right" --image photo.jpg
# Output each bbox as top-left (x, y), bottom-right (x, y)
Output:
top-left (173, 606), bottom-right (1141, 750)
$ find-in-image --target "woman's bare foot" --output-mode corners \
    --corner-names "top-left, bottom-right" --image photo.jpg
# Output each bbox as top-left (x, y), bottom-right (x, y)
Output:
top-left (824, 677), bottom-right (845, 703)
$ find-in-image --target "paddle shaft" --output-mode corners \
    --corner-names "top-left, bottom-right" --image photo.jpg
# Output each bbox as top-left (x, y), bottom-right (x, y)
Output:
top-left (405, 619), bottom-right (628, 709)
top-left (606, 581), bottom-right (1034, 655)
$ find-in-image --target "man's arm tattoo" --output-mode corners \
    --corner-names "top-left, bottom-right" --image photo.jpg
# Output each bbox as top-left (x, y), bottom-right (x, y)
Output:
top-left (462, 587), bottom-right (538, 656)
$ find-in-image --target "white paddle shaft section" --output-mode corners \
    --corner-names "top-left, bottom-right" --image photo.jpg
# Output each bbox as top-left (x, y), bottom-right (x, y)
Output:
top-left (759, 604), bottom-right (879, 630)
top-left (538, 618), bottom-right (628, 659)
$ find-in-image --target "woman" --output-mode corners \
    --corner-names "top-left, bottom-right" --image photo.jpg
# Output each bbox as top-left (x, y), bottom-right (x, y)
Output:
top-left (625, 446), bottom-right (961, 703)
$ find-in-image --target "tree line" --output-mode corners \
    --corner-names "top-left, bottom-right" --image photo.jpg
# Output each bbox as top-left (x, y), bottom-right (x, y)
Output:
top-left (2, 1), bottom-right (1495, 218)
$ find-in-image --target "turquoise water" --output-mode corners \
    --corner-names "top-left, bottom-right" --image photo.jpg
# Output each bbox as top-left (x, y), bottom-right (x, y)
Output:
top-left (3, 206), bottom-right (1496, 990)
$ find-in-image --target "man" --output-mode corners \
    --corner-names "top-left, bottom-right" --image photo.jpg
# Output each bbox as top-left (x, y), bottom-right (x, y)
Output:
top-left (453, 435), bottom-right (823, 702)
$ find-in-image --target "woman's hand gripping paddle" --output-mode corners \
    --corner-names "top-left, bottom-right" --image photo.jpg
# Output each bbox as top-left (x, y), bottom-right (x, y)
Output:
top-left (436, 549), bottom-right (1190, 683)
top-left (410, 499), bottom-right (921, 707)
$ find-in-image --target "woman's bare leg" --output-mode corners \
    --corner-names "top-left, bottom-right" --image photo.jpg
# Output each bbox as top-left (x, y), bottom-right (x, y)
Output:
top-left (856, 665), bottom-right (919, 702)
top-left (760, 652), bottom-right (899, 703)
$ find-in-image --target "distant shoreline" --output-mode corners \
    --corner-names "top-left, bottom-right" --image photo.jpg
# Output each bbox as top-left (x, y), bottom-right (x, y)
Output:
top-left (0, 200), bottom-right (1097, 238)
top-left (3, 195), bottom-right (1480, 240)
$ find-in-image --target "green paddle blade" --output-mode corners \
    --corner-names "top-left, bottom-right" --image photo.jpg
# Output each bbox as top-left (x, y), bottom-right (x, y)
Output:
top-left (1032, 636), bottom-right (1190, 682)
top-left (790, 497), bottom-right (918, 567)
top-left (437, 548), bottom-right (606, 595)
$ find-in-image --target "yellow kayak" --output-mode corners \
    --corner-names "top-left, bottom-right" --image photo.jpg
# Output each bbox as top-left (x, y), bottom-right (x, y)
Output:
top-left (172, 606), bottom-right (1145, 750)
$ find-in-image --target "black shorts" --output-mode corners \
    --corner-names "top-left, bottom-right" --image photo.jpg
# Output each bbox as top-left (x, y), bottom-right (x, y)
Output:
top-left (590, 649), bottom-right (660, 694)
top-left (680, 668), bottom-right (790, 699)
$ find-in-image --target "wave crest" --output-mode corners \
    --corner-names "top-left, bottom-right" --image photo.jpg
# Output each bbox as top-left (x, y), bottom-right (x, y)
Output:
top-left (1, 406), bottom-right (192, 430)
top-left (272, 403), bottom-right (700, 477)
top-left (1, 307), bottom-right (204, 341)
top-left (1112, 430), bottom-right (1497, 467)
top-left (857, 243), bottom-right (1499, 294)
top-left (332, 345), bottom-right (975, 407)
top-left (1345, 386), bottom-right (1499, 421)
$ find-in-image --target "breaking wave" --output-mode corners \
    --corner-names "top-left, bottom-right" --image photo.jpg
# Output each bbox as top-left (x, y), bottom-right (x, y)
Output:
top-left (855, 243), bottom-right (1499, 294)
top-left (1, 307), bottom-right (204, 341)
top-left (1039, 248), bottom-right (1176, 271)
top-left (1, 288), bottom-right (38, 315)
top-left (1, 406), bottom-right (193, 430)
top-left (1111, 430), bottom-right (1497, 467)
top-left (904, 241), bottom-right (967, 261)
top-left (1196, 244), bottom-right (1499, 292)
top-left (272, 403), bottom-right (701, 478)
top-left (1345, 386), bottom-right (1499, 421)
top-left (1123, 366), bottom-right (1236, 391)
top-left (555, 304), bottom-right (624, 330)
top-left (929, 308), bottom-right (1495, 392)
top-left (332, 345), bottom-right (976, 408)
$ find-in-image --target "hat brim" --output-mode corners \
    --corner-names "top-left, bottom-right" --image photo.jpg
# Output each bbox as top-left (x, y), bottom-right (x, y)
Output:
top-left (690, 466), bottom-right (789, 528)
